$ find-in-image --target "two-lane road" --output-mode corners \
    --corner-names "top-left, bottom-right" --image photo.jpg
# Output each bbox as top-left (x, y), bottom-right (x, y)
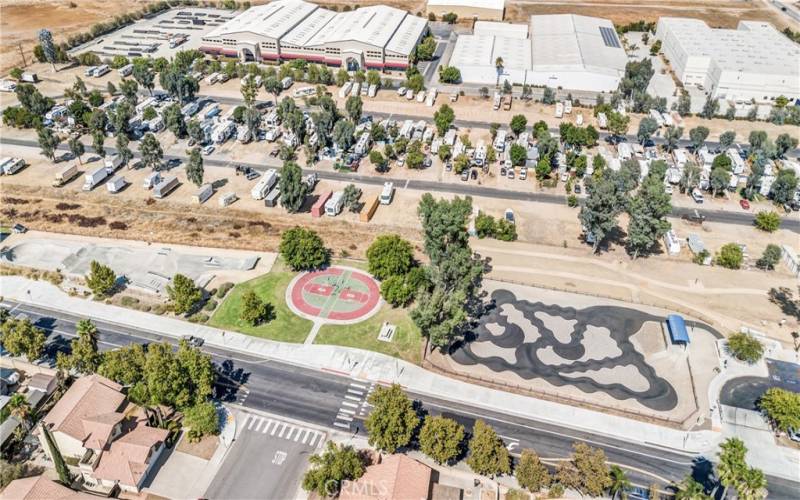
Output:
top-left (4, 300), bottom-right (799, 496)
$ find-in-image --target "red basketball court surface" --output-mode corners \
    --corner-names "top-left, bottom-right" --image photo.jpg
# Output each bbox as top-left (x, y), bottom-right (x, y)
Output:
top-left (289, 267), bottom-right (380, 322)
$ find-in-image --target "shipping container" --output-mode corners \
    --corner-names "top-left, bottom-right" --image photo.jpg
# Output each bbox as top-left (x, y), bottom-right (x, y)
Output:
top-left (153, 175), bottom-right (179, 198)
top-left (192, 183), bottom-right (214, 204)
top-left (106, 175), bottom-right (127, 193)
top-left (104, 154), bottom-right (123, 174)
top-left (143, 171), bottom-right (161, 189)
top-left (311, 191), bottom-right (331, 218)
top-left (360, 195), bottom-right (379, 222)
top-left (219, 192), bottom-right (238, 207)
top-left (264, 187), bottom-right (280, 207)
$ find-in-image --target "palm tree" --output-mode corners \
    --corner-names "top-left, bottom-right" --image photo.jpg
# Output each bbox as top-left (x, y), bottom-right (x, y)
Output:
top-left (609, 465), bottom-right (631, 499)
top-left (8, 394), bottom-right (32, 426)
top-left (494, 57), bottom-right (504, 88)
top-left (736, 467), bottom-right (767, 500)
top-left (717, 437), bottom-right (747, 497)
top-left (673, 477), bottom-right (711, 500)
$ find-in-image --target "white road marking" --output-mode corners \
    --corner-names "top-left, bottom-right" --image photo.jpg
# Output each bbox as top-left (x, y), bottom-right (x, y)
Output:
top-left (341, 401), bottom-right (358, 408)
top-left (246, 416), bottom-right (256, 430)
top-left (294, 429), bottom-right (303, 442)
top-left (263, 420), bottom-right (276, 434)
top-left (302, 431), bottom-right (310, 444)
top-left (344, 395), bottom-right (361, 401)
top-left (334, 422), bottom-right (350, 429)
top-left (499, 435), bottom-right (519, 442)
top-left (349, 382), bottom-right (367, 390)
top-left (270, 423), bottom-right (280, 436)
top-left (337, 414), bottom-right (354, 422)
top-left (347, 389), bottom-right (364, 396)
top-left (278, 424), bottom-right (289, 438)
top-left (309, 432), bottom-right (320, 446)
top-left (339, 408), bottom-right (355, 415)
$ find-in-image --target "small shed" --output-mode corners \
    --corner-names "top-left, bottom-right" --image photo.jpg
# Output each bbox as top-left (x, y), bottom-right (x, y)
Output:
top-left (666, 314), bottom-right (690, 345)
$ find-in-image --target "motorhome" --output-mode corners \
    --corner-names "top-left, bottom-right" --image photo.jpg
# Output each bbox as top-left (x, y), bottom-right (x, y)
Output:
top-left (324, 191), bottom-right (344, 216)
top-left (473, 141), bottom-right (487, 167)
top-left (281, 77), bottom-right (293, 89)
top-left (83, 165), bottom-right (108, 191)
top-left (564, 100), bottom-right (572, 114)
top-left (597, 112), bottom-right (608, 129)
top-left (21, 72), bottom-right (39, 83)
top-left (106, 176), bottom-right (127, 193)
top-left (494, 130), bottom-right (507, 152)
top-left (416, 91), bottom-right (426, 103)
top-left (181, 102), bottom-right (199, 117)
top-left (152, 175), bottom-right (179, 198)
top-left (45, 105), bottom-right (68, 122)
top-left (0, 80), bottom-right (17, 92)
top-left (251, 169), bottom-right (278, 200)
top-left (492, 93), bottom-right (502, 110)
top-left (84, 66), bottom-right (97, 77)
top-left (339, 81), bottom-right (353, 98)
top-left (264, 127), bottom-right (281, 142)
top-left (1, 158), bottom-right (25, 175)
top-left (53, 164), bottom-right (79, 187)
top-left (399, 120), bottom-right (414, 139)
top-left (649, 109), bottom-right (665, 127)
top-left (425, 88), bottom-right (437, 107)
top-left (444, 129), bottom-right (456, 146)
top-left (211, 120), bottom-right (235, 143)
top-left (555, 102), bottom-right (564, 118)
top-left (368, 84), bottom-right (378, 98)
top-left (292, 86), bottom-right (315, 98)
top-left (118, 64), bottom-right (134, 77)
top-left (219, 192), bottom-right (238, 207)
top-left (354, 132), bottom-right (371, 157)
top-left (205, 73), bottom-right (221, 85)
top-left (380, 182), bottom-right (394, 205)
top-left (135, 97), bottom-right (157, 115)
top-left (143, 171), bottom-right (162, 189)
top-left (264, 110), bottom-right (280, 127)
top-left (147, 116), bottom-right (164, 132)
top-left (236, 126), bottom-right (252, 144)
top-left (351, 82), bottom-right (361, 97)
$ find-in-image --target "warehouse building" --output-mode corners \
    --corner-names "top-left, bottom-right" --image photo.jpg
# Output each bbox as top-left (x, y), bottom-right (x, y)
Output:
top-left (449, 14), bottom-right (627, 92)
top-left (655, 17), bottom-right (799, 103)
top-left (426, 0), bottom-right (505, 21)
top-left (200, 0), bottom-right (427, 70)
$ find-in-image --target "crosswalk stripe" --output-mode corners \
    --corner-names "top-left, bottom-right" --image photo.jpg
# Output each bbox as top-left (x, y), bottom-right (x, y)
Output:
top-left (334, 422), bottom-right (350, 429)
top-left (347, 389), bottom-right (364, 396)
top-left (349, 382), bottom-right (367, 390)
top-left (341, 401), bottom-right (358, 408)
top-left (256, 419), bottom-right (267, 432)
top-left (271, 423), bottom-right (280, 436)
top-left (337, 414), bottom-right (354, 422)
top-left (345, 395), bottom-right (361, 401)
top-left (262, 420), bottom-right (275, 434)
top-left (294, 429), bottom-right (303, 442)
top-left (278, 425), bottom-right (289, 438)
top-left (339, 408), bottom-right (355, 415)
top-left (309, 432), bottom-right (320, 446)
top-left (302, 431), bottom-right (311, 444)
top-left (246, 416), bottom-right (256, 430)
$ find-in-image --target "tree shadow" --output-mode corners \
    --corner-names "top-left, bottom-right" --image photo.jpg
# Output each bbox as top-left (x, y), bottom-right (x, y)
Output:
top-left (768, 287), bottom-right (800, 321)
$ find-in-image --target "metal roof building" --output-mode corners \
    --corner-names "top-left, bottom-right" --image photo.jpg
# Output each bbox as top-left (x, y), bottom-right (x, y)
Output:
top-left (426, 0), bottom-right (505, 21)
top-left (201, 0), bottom-right (427, 70)
top-left (655, 17), bottom-right (799, 103)
top-left (449, 14), bottom-right (627, 92)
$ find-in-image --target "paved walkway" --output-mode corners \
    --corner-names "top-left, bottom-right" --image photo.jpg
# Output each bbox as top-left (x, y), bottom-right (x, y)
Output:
top-left (3, 275), bottom-right (798, 480)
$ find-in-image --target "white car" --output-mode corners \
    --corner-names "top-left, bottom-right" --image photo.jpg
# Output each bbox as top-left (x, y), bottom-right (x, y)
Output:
top-left (202, 145), bottom-right (215, 155)
top-left (397, 86), bottom-right (406, 96)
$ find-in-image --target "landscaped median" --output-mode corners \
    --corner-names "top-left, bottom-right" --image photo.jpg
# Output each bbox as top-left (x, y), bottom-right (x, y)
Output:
top-left (208, 262), bottom-right (313, 343)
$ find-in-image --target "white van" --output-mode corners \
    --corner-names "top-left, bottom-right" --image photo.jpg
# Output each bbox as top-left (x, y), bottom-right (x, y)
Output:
top-left (691, 188), bottom-right (704, 204)
top-left (380, 182), bottom-right (394, 205)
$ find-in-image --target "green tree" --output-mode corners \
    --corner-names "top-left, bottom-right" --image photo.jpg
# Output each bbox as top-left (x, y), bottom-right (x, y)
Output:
top-left (433, 104), bottom-right (455, 136)
top-left (439, 65), bottom-right (461, 83)
top-left (367, 234), bottom-right (415, 280)
top-left (183, 401), bottom-right (219, 439)
top-left (607, 111), bottom-right (630, 138)
top-left (689, 126), bottom-right (710, 150)
top-left (569, 442), bottom-right (612, 497)
top-left (163, 102), bottom-right (187, 138)
top-left (717, 437), bottom-right (748, 497)
top-left (419, 415), bottom-right (464, 465)
top-left (115, 134), bottom-right (133, 167)
top-left (673, 476), bottom-right (711, 500)
top-left (726, 332), bottom-right (764, 364)
top-left (167, 274), bottom-right (202, 315)
top-left (345, 95), bottom-right (363, 123)
top-left (769, 169), bottom-right (798, 204)
top-left (369, 150), bottom-right (387, 171)
top-left (119, 78), bottom-right (139, 105)
top-left (98, 344), bottom-right (146, 386)
top-left (609, 465), bottom-right (631, 500)
top-left (664, 125), bottom-right (683, 152)
top-left (637, 117), bottom-right (658, 145)
top-left (59, 319), bottom-right (100, 374)
top-left (239, 290), bottom-right (273, 326)
top-left (7, 393), bottom-right (32, 424)
top-left (42, 424), bottom-right (72, 485)
top-left (510, 114), bottom-right (527, 136)
top-left (364, 384), bottom-right (419, 453)
top-left (67, 136), bottom-right (85, 164)
top-left (278, 162), bottom-right (307, 213)
top-left (466, 420), bottom-right (510, 477)
top-left (509, 143), bottom-right (527, 166)
top-left (719, 130), bottom-right (736, 150)
top-left (302, 441), bottom-right (365, 496)
top-left (132, 58), bottom-right (155, 95)
top-left (342, 183), bottom-right (362, 212)
top-left (516, 449), bottom-right (551, 493)
top-left (756, 244), bottom-right (782, 271)
top-left (85, 260), bottom-right (116, 297)
top-left (406, 140), bottom-right (425, 169)
top-left (758, 387), bottom-right (800, 433)
top-left (475, 212), bottom-right (496, 238)
top-left (627, 176), bottom-right (672, 258)
top-left (37, 127), bottom-right (60, 161)
top-left (535, 157), bottom-right (551, 180)
top-left (279, 227), bottom-right (329, 271)
top-left (755, 210), bottom-right (781, 233)
top-left (679, 163), bottom-right (701, 194)
top-left (187, 119), bottom-right (204, 144)
top-left (139, 133), bottom-right (163, 170)
top-left (700, 96), bottom-right (719, 119)
top-left (186, 147), bottom-right (204, 187)
top-left (332, 119), bottom-right (355, 150)
top-left (241, 77), bottom-right (258, 106)
top-left (775, 133), bottom-right (798, 158)
top-left (716, 243), bottom-right (743, 269)
top-left (0, 460), bottom-right (42, 489)
top-left (91, 130), bottom-right (105, 158)
top-left (380, 274), bottom-right (415, 307)
top-left (580, 176), bottom-right (626, 253)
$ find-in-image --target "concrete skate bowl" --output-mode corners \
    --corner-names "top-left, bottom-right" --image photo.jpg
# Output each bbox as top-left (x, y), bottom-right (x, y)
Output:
top-left (449, 289), bottom-right (680, 412)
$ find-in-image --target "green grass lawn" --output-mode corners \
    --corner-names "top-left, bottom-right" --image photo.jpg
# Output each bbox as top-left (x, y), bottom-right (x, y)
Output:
top-left (313, 305), bottom-right (423, 365)
top-left (209, 266), bottom-right (313, 343)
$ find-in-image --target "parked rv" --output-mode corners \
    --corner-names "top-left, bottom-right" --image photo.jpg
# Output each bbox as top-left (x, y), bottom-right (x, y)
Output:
top-left (219, 192), bottom-right (238, 207)
top-left (339, 81), bottom-right (353, 98)
top-left (118, 64), bottom-right (134, 77)
top-left (251, 169), bottom-right (278, 200)
top-left (264, 187), bottom-right (280, 207)
top-left (20, 72), bottom-right (38, 83)
top-left (281, 77), bottom-right (293, 89)
top-left (0, 157), bottom-right (25, 175)
top-left (192, 184), bottom-right (214, 204)
top-left (92, 65), bottom-right (110, 77)
top-left (53, 164), bottom-right (79, 187)
top-left (104, 154), bottom-right (123, 174)
top-left (380, 182), bottom-right (394, 205)
top-left (143, 171), bottom-right (161, 189)
top-left (368, 84), bottom-right (378, 98)
top-left (325, 191), bottom-right (344, 216)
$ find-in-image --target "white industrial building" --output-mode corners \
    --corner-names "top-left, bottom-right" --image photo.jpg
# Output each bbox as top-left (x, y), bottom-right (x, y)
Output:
top-left (200, 0), bottom-right (427, 70)
top-left (426, 0), bottom-right (505, 21)
top-left (655, 17), bottom-right (799, 103)
top-left (448, 14), bottom-right (628, 92)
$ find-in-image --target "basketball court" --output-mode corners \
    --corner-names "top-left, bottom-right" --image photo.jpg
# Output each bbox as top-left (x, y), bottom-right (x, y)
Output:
top-left (287, 266), bottom-right (381, 325)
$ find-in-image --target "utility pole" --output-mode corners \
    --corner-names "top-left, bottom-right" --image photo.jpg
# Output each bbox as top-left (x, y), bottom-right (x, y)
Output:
top-left (18, 44), bottom-right (27, 67)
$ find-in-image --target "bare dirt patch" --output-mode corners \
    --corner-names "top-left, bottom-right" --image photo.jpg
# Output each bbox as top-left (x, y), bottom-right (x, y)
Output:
top-left (176, 433), bottom-right (219, 460)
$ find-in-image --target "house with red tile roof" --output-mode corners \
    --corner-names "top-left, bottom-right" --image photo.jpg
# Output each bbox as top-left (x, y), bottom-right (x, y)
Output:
top-left (0, 474), bottom-right (94, 500)
top-left (37, 374), bottom-right (169, 494)
top-left (340, 454), bottom-right (432, 500)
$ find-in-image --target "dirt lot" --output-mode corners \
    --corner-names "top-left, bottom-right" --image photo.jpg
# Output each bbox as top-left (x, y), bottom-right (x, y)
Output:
top-left (505, 0), bottom-right (797, 30)
top-left (0, 0), bottom-right (156, 74)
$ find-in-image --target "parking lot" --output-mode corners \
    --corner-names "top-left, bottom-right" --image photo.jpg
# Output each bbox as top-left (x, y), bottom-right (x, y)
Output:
top-left (205, 412), bottom-right (325, 500)
top-left (70, 7), bottom-right (236, 61)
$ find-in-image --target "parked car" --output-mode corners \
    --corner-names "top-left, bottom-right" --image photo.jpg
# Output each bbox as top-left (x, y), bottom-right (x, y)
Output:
top-left (470, 169), bottom-right (478, 180)
top-left (202, 145), bottom-right (215, 155)
top-left (181, 335), bottom-right (204, 348)
top-left (460, 169), bottom-right (469, 181)
top-left (504, 209), bottom-right (515, 224)
top-left (739, 199), bottom-right (750, 210)
top-left (574, 184), bottom-right (582, 194)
